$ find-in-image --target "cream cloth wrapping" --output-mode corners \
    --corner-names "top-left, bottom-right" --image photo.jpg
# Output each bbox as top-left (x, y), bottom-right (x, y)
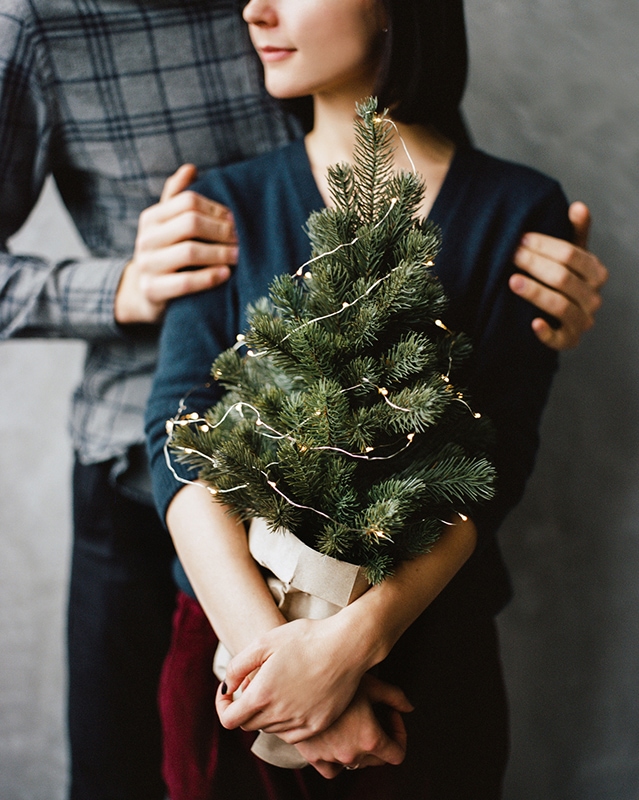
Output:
top-left (212, 517), bottom-right (370, 769)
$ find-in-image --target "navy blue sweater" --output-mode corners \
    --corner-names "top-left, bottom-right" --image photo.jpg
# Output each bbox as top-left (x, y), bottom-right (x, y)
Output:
top-left (145, 139), bottom-right (571, 616)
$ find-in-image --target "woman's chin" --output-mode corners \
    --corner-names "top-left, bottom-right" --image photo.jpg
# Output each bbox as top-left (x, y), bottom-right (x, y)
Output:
top-left (265, 84), bottom-right (304, 101)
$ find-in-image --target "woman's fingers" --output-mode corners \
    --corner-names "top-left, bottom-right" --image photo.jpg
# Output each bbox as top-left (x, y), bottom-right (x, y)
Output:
top-left (294, 677), bottom-right (410, 778)
top-left (221, 636), bottom-right (270, 696)
top-left (215, 617), bottom-right (364, 740)
top-left (363, 673), bottom-right (414, 714)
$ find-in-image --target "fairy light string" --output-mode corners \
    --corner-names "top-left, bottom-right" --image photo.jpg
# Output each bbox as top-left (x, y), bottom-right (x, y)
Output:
top-left (164, 407), bottom-right (393, 540)
top-left (293, 197), bottom-right (398, 279)
top-left (165, 398), bottom-right (418, 467)
top-left (164, 379), bottom-right (476, 540)
top-left (164, 111), bottom-right (483, 543)
top-left (241, 249), bottom-right (437, 361)
top-left (166, 415), bottom-right (467, 542)
top-left (379, 116), bottom-right (418, 175)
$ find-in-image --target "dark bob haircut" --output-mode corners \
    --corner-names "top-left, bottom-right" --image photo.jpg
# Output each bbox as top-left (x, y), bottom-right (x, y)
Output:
top-left (284, 0), bottom-right (470, 147)
top-left (375, 0), bottom-right (469, 146)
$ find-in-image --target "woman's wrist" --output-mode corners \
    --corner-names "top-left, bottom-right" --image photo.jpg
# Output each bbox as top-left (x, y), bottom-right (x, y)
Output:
top-left (335, 517), bottom-right (479, 670)
top-left (333, 594), bottom-right (398, 672)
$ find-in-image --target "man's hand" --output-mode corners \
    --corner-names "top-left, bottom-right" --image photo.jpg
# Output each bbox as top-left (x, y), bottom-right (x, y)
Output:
top-left (510, 201), bottom-right (608, 350)
top-left (114, 164), bottom-right (237, 324)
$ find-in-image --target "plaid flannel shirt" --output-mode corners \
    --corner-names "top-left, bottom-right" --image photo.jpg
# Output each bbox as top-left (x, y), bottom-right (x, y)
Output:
top-left (0, 0), bottom-right (300, 465)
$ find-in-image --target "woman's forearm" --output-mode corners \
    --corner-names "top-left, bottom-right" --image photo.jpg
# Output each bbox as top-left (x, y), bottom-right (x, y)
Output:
top-left (336, 515), bottom-right (478, 673)
top-left (166, 484), bottom-right (286, 654)
top-left (217, 515), bottom-right (477, 740)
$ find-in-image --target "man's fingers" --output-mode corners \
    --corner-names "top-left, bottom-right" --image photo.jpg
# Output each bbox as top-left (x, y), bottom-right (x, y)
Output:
top-left (512, 215), bottom-right (607, 352)
top-left (509, 272), bottom-right (589, 326)
top-left (530, 317), bottom-right (576, 350)
top-left (160, 163), bottom-right (199, 202)
top-left (518, 231), bottom-right (607, 290)
top-left (508, 273), bottom-right (591, 342)
top-left (144, 265), bottom-right (232, 304)
top-left (144, 190), bottom-right (236, 239)
top-left (513, 248), bottom-right (601, 315)
top-left (568, 201), bottom-right (591, 250)
top-left (138, 240), bottom-right (238, 278)
top-left (138, 207), bottom-right (237, 254)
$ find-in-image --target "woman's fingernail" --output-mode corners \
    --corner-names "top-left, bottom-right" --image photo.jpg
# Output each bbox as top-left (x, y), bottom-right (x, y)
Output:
top-left (221, 682), bottom-right (228, 695)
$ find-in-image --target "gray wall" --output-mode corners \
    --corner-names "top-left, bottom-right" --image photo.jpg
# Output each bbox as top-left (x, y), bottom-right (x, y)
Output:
top-left (0, 1), bottom-right (637, 797)
top-left (0, 183), bottom-right (86, 799)
top-left (464, 2), bottom-right (639, 798)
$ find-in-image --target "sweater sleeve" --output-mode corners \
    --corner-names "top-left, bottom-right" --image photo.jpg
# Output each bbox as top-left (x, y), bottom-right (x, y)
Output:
top-left (145, 274), bottom-right (240, 524)
top-left (467, 183), bottom-right (572, 548)
top-left (0, 7), bottom-right (127, 342)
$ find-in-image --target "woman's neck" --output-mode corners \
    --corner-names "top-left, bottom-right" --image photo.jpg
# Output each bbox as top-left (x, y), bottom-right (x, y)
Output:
top-left (305, 95), bottom-right (361, 171)
top-left (305, 94), bottom-right (456, 218)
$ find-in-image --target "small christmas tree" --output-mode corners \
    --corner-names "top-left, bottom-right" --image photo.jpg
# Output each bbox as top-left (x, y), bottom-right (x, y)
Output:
top-left (169, 98), bottom-right (495, 584)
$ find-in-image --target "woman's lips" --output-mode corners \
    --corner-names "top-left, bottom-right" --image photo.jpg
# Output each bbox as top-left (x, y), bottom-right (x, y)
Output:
top-left (259, 46), bottom-right (296, 62)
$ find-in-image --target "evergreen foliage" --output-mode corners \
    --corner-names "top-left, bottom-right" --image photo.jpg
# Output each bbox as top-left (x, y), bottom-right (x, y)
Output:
top-left (169, 98), bottom-right (496, 584)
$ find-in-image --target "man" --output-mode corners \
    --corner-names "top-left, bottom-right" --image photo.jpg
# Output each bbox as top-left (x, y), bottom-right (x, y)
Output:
top-left (0, 1), bottom-right (607, 798)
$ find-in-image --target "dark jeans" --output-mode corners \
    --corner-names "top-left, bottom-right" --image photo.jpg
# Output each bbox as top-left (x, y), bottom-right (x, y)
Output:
top-left (67, 459), bottom-right (177, 800)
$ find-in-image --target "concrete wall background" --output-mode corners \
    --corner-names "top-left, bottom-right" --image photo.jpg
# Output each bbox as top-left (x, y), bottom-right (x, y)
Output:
top-left (464, 2), bottom-right (639, 798)
top-left (0, 1), bottom-right (637, 797)
top-left (0, 183), bottom-right (86, 799)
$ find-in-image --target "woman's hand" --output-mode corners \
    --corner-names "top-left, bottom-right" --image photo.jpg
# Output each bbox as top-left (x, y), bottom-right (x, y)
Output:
top-left (115, 164), bottom-right (238, 324)
top-left (216, 614), bottom-right (376, 742)
top-left (215, 516), bottom-right (476, 743)
top-left (293, 674), bottom-right (412, 779)
top-left (511, 201), bottom-right (608, 350)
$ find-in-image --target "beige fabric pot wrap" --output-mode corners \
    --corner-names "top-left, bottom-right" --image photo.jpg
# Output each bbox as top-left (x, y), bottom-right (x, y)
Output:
top-left (212, 516), bottom-right (369, 769)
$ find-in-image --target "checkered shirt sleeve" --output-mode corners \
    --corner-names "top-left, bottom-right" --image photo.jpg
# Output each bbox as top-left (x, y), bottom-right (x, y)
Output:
top-left (0, 0), bottom-right (300, 462)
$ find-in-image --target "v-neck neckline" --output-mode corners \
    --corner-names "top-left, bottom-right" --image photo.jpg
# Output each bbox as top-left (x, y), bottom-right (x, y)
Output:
top-left (289, 136), bottom-right (467, 224)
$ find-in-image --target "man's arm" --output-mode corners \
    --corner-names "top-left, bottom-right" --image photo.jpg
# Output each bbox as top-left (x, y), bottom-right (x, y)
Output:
top-left (0, 10), bottom-right (236, 341)
top-left (1, 166), bottom-right (238, 340)
top-left (0, 11), bottom-right (119, 341)
top-left (512, 201), bottom-right (608, 350)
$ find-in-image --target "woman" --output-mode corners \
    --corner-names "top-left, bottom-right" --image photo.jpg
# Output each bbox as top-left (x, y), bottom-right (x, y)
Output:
top-left (145, 0), bottom-right (572, 797)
